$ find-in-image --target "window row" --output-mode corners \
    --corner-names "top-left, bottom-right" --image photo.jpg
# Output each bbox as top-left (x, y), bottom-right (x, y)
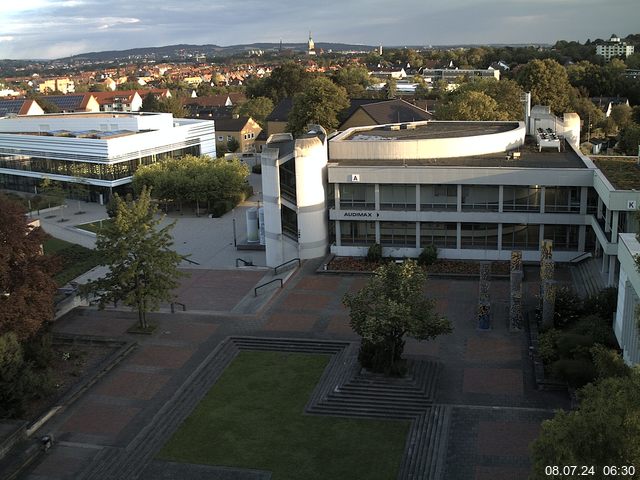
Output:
top-left (337, 184), bottom-right (584, 213)
top-left (339, 221), bottom-right (580, 251)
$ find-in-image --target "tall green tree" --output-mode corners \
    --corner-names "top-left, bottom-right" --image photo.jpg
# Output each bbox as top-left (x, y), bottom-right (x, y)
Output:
top-left (286, 77), bottom-right (349, 136)
top-left (332, 66), bottom-right (372, 98)
top-left (516, 59), bottom-right (573, 114)
top-left (234, 96), bottom-right (273, 128)
top-left (530, 368), bottom-right (640, 479)
top-left (618, 123), bottom-right (640, 156)
top-left (343, 261), bottom-right (452, 376)
top-left (141, 92), bottom-right (161, 112)
top-left (246, 62), bottom-right (313, 104)
top-left (438, 90), bottom-right (504, 121)
top-left (83, 187), bottom-right (186, 329)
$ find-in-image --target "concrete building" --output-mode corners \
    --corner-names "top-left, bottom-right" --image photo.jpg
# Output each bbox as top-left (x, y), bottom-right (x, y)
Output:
top-left (615, 234), bottom-right (640, 365)
top-left (0, 112), bottom-right (215, 203)
top-left (37, 77), bottom-right (75, 94)
top-left (596, 34), bottom-right (635, 61)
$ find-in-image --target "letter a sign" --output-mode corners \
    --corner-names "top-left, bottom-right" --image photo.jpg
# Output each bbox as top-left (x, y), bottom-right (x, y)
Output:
top-left (350, 174), bottom-right (360, 182)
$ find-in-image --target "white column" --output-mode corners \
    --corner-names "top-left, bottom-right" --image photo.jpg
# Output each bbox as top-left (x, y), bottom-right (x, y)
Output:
top-left (498, 185), bottom-right (504, 213)
top-left (335, 220), bottom-right (341, 247)
top-left (580, 186), bottom-right (588, 215)
top-left (415, 185), bottom-right (420, 212)
top-left (540, 187), bottom-right (545, 213)
top-left (578, 225), bottom-right (586, 252)
top-left (334, 183), bottom-right (340, 210)
top-left (612, 211), bottom-right (619, 243)
top-left (497, 223), bottom-right (503, 251)
top-left (456, 222), bottom-right (461, 249)
top-left (457, 185), bottom-right (462, 212)
top-left (608, 255), bottom-right (616, 287)
top-left (374, 184), bottom-right (380, 210)
top-left (415, 222), bottom-right (420, 249)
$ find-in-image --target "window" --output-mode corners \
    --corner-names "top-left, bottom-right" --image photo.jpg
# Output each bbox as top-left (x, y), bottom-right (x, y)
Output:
top-left (461, 185), bottom-right (499, 211)
top-left (420, 222), bottom-right (457, 248)
top-left (380, 222), bottom-right (415, 247)
top-left (461, 223), bottom-right (498, 249)
top-left (544, 187), bottom-right (580, 213)
top-left (502, 224), bottom-right (540, 250)
top-left (339, 184), bottom-right (374, 209)
top-left (503, 186), bottom-right (541, 212)
top-left (380, 184), bottom-right (416, 210)
top-left (544, 224), bottom-right (579, 250)
top-left (420, 184), bottom-right (457, 210)
top-left (340, 221), bottom-right (376, 246)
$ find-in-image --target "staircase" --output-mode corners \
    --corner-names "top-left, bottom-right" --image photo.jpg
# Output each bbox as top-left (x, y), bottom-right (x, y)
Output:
top-left (571, 258), bottom-right (606, 298)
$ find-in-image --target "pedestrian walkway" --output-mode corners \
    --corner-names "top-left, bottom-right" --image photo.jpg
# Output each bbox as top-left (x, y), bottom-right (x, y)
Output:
top-left (18, 259), bottom-right (569, 480)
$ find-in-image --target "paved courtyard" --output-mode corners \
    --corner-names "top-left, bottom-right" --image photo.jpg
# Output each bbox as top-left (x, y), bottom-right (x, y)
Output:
top-left (19, 260), bottom-right (569, 480)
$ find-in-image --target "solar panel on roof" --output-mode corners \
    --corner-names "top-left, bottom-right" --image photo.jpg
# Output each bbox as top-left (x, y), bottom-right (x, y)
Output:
top-left (45, 95), bottom-right (83, 111)
top-left (0, 100), bottom-right (25, 115)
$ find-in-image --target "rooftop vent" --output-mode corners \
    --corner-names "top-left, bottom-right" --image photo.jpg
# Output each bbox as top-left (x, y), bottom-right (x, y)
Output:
top-left (385, 124), bottom-right (401, 131)
top-left (401, 123), bottom-right (416, 130)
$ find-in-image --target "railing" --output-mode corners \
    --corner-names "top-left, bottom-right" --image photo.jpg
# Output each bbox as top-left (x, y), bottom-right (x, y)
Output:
top-left (569, 252), bottom-right (593, 264)
top-left (254, 278), bottom-right (283, 296)
top-left (181, 256), bottom-right (201, 266)
top-left (274, 258), bottom-right (301, 275)
top-left (236, 258), bottom-right (254, 267)
top-left (170, 302), bottom-right (186, 313)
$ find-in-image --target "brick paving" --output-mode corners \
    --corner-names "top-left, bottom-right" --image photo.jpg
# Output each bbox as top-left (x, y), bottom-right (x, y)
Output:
top-left (19, 264), bottom-right (571, 480)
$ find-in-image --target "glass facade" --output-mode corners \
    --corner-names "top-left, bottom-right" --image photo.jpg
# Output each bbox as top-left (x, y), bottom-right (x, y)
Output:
top-left (460, 223), bottom-right (499, 249)
top-left (380, 222), bottom-right (416, 247)
top-left (420, 184), bottom-right (457, 210)
top-left (420, 222), bottom-right (457, 248)
top-left (544, 186), bottom-right (581, 213)
top-left (0, 146), bottom-right (200, 182)
top-left (502, 224), bottom-right (540, 250)
top-left (340, 221), bottom-right (376, 246)
top-left (461, 185), bottom-right (499, 211)
top-left (502, 186), bottom-right (541, 212)
top-left (380, 184), bottom-right (416, 210)
top-left (278, 159), bottom-right (296, 203)
top-left (281, 205), bottom-right (298, 240)
top-left (339, 184), bottom-right (374, 209)
top-left (544, 224), bottom-right (579, 250)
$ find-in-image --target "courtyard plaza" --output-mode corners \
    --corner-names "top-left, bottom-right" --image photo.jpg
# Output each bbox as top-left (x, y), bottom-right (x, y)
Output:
top-left (18, 251), bottom-right (570, 480)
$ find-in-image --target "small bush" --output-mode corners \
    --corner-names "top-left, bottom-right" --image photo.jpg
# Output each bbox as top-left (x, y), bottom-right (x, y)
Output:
top-left (252, 164), bottom-right (262, 174)
top-left (538, 328), bottom-right (561, 364)
top-left (550, 358), bottom-right (596, 388)
top-left (553, 286), bottom-right (583, 328)
top-left (23, 332), bottom-right (54, 370)
top-left (591, 344), bottom-right (631, 380)
top-left (417, 245), bottom-right (438, 267)
top-left (366, 243), bottom-right (383, 263)
top-left (555, 333), bottom-right (594, 359)
top-left (569, 314), bottom-right (617, 347)
top-left (583, 287), bottom-right (618, 321)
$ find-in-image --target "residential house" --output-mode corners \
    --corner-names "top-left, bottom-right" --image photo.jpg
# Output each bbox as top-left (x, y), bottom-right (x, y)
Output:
top-left (590, 97), bottom-right (630, 117)
top-left (43, 94), bottom-right (101, 113)
top-left (91, 91), bottom-right (143, 112)
top-left (0, 99), bottom-right (44, 117)
top-left (37, 77), bottom-right (75, 94)
top-left (338, 99), bottom-right (433, 130)
top-left (214, 116), bottom-right (262, 153)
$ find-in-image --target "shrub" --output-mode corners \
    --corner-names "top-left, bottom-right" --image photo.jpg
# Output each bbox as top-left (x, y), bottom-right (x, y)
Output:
top-left (583, 287), bottom-right (618, 321)
top-left (569, 314), bottom-right (617, 348)
top-left (417, 245), bottom-right (438, 267)
top-left (366, 243), bottom-right (383, 263)
top-left (550, 358), bottom-right (596, 388)
top-left (591, 344), bottom-right (631, 380)
top-left (555, 333), bottom-right (594, 359)
top-left (538, 328), bottom-right (561, 364)
top-left (554, 286), bottom-right (583, 328)
top-left (358, 339), bottom-right (407, 377)
top-left (23, 332), bottom-right (54, 370)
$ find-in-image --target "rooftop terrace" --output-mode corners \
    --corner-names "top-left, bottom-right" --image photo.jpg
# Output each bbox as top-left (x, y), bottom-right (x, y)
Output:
top-left (344, 121), bottom-right (518, 141)
top-left (593, 156), bottom-right (640, 190)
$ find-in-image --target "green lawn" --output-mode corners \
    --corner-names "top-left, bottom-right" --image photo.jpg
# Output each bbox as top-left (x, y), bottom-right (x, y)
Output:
top-left (43, 237), bottom-right (102, 285)
top-left (75, 219), bottom-right (113, 234)
top-left (159, 351), bottom-right (410, 480)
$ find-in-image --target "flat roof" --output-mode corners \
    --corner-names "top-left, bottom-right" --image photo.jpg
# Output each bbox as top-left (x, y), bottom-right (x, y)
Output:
top-left (592, 157), bottom-right (640, 190)
top-left (5, 112), bottom-right (159, 120)
top-left (343, 121), bottom-right (518, 141)
top-left (330, 137), bottom-right (588, 169)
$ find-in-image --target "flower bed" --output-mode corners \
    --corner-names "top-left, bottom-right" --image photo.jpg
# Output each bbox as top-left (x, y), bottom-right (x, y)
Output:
top-left (328, 256), bottom-right (510, 276)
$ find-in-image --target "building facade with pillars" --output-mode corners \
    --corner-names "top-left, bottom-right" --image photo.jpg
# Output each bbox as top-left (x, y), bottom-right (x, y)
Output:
top-left (615, 234), bottom-right (640, 365)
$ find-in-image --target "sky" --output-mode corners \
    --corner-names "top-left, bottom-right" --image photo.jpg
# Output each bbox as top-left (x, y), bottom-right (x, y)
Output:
top-left (0, 0), bottom-right (637, 60)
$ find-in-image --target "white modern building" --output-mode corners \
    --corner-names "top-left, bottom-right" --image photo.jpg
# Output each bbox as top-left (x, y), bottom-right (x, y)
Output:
top-left (615, 234), bottom-right (640, 365)
top-left (0, 112), bottom-right (216, 202)
top-left (596, 34), bottom-right (635, 61)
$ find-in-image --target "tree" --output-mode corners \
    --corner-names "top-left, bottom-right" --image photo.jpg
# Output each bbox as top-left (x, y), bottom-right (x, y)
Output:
top-left (516, 59), bottom-right (573, 115)
top-left (246, 62), bottom-right (313, 104)
top-left (332, 66), bottom-right (372, 98)
top-left (286, 77), bottom-right (349, 136)
top-left (82, 187), bottom-right (186, 329)
top-left (610, 104), bottom-right (633, 129)
top-left (227, 137), bottom-right (240, 153)
top-left (141, 92), bottom-right (161, 112)
top-left (618, 123), bottom-right (640, 156)
top-left (384, 78), bottom-right (397, 99)
top-left (530, 369), bottom-right (640, 479)
top-left (438, 90), bottom-right (504, 121)
top-left (343, 261), bottom-right (452, 375)
top-left (158, 95), bottom-right (187, 118)
top-left (0, 195), bottom-right (58, 341)
top-left (234, 96), bottom-right (273, 128)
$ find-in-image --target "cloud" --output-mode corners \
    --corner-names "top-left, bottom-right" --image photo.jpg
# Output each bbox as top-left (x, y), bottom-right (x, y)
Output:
top-left (0, 36), bottom-right (14, 42)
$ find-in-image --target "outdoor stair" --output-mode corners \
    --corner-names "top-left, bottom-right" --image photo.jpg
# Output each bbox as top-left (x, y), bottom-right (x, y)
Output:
top-left (571, 258), bottom-right (606, 298)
